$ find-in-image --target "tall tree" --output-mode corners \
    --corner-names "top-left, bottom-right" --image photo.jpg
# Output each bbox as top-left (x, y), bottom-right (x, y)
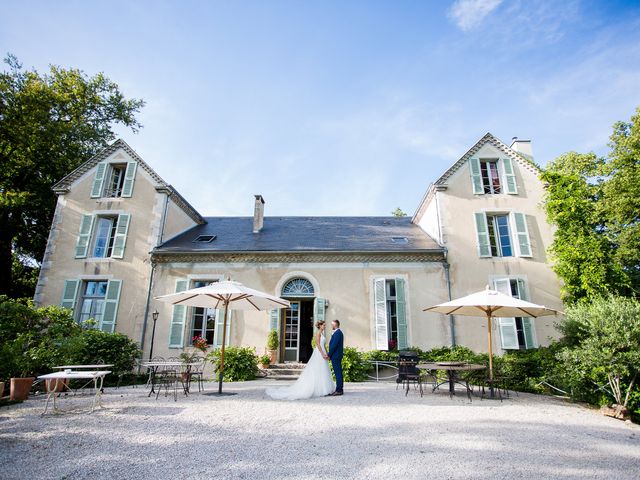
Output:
top-left (0, 54), bottom-right (144, 297)
top-left (541, 107), bottom-right (640, 303)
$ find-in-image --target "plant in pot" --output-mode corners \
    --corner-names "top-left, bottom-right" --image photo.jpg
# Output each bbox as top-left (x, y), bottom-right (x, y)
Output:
top-left (179, 351), bottom-right (200, 382)
top-left (266, 329), bottom-right (279, 364)
top-left (259, 354), bottom-right (271, 370)
top-left (7, 334), bottom-right (38, 401)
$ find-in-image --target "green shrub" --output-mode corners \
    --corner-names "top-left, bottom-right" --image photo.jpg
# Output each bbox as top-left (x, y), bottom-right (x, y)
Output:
top-left (267, 329), bottom-right (279, 351)
top-left (332, 347), bottom-right (369, 382)
top-left (72, 329), bottom-right (141, 376)
top-left (207, 346), bottom-right (258, 381)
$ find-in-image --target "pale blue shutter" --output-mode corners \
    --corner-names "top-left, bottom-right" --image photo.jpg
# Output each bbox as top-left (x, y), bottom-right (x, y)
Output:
top-left (269, 309), bottom-right (280, 332)
top-left (469, 157), bottom-right (483, 194)
top-left (395, 278), bottom-right (408, 350)
top-left (513, 213), bottom-right (532, 257)
top-left (111, 214), bottom-right (131, 259)
top-left (214, 309), bottom-right (231, 347)
top-left (502, 158), bottom-right (518, 194)
top-left (100, 279), bottom-right (122, 333)
top-left (60, 280), bottom-right (80, 311)
top-left (75, 214), bottom-right (95, 258)
top-left (374, 278), bottom-right (388, 350)
top-left (169, 279), bottom-right (188, 348)
top-left (121, 161), bottom-right (137, 197)
top-left (314, 298), bottom-right (326, 323)
top-left (493, 278), bottom-right (519, 349)
top-left (474, 212), bottom-right (491, 257)
top-left (90, 162), bottom-right (107, 198)
top-left (517, 279), bottom-right (536, 348)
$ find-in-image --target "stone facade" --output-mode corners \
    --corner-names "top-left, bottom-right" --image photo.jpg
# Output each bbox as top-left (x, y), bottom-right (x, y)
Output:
top-left (35, 134), bottom-right (564, 362)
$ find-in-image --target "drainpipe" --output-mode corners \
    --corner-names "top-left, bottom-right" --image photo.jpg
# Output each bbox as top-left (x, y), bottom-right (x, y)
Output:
top-left (139, 261), bottom-right (157, 359)
top-left (443, 248), bottom-right (456, 347)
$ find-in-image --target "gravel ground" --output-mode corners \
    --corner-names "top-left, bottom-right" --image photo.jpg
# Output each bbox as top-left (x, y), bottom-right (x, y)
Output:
top-left (1, 380), bottom-right (639, 480)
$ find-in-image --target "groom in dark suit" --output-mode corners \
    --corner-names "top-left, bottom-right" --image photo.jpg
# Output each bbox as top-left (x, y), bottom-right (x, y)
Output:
top-left (327, 319), bottom-right (344, 396)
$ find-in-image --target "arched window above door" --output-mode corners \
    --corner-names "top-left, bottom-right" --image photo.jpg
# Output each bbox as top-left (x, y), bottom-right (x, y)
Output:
top-left (282, 278), bottom-right (315, 297)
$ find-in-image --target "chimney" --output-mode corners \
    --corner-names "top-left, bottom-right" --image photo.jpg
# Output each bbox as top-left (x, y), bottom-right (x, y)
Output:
top-left (510, 137), bottom-right (534, 162)
top-left (253, 195), bottom-right (265, 233)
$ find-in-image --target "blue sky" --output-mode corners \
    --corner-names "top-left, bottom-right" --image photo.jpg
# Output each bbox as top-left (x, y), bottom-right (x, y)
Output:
top-left (1, 0), bottom-right (639, 217)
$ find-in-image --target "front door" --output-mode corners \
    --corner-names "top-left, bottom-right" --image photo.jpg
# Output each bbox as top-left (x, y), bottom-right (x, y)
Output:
top-left (282, 300), bottom-right (314, 363)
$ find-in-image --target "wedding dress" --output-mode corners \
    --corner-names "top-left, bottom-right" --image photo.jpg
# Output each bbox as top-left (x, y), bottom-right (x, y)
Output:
top-left (265, 333), bottom-right (334, 400)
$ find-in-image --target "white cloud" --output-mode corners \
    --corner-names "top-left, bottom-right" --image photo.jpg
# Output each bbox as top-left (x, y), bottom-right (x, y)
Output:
top-left (448, 0), bottom-right (503, 31)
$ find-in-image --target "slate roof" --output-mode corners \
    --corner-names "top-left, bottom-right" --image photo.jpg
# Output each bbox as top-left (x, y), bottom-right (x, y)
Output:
top-left (154, 216), bottom-right (442, 253)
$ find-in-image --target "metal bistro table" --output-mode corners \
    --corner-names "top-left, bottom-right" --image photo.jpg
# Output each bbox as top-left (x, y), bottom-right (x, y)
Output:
top-left (141, 362), bottom-right (199, 396)
top-left (417, 362), bottom-right (486, 398)
top-left (37, 370), bottom-right (111, 415)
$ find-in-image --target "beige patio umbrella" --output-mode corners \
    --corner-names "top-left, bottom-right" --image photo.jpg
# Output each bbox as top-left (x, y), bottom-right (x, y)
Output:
top-left (156, 280), bottom-right (290, 395)
top-left (424, 287), bottom-right (561, 383)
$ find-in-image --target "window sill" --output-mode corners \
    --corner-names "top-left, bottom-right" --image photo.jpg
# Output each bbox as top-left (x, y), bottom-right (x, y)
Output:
top-left (84, 257), bottom-right (115, 262)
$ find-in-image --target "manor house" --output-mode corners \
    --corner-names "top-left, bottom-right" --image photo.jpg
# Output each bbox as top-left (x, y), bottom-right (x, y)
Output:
top-left (34, 133), bottom-right (563, 362)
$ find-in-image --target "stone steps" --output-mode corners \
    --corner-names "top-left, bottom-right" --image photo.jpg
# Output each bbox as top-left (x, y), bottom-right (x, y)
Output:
top-left (263, 363), bottom-right (305, 380)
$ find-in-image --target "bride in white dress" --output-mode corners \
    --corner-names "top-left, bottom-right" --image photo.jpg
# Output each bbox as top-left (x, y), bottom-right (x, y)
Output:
top-left (266, 320), bottom-right (335, 400)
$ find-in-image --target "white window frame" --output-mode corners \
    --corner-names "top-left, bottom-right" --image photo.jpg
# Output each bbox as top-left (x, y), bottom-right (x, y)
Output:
top-left (474, 210), bottom-right (532, 258)
top-left (490, 276), bottom-right (537, 350)
top-left (370, 275), bottom-right (410, 351)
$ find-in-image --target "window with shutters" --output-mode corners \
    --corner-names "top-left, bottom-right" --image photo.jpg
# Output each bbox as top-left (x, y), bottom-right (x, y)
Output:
top-left (480, 159), bottom-right (501, 194)
top-left (103, 164), bottom-right (127, 198)
top-left (474, 212), bottom-right (531, 258)
top-left (190, 280), bottom-right (219, 346)
top-left (373, 277), bottom-right (408, 350)
top-left (493, 277), bottom-right (537, 350)
top-left (78, 281), bottom-right (108, 325)
top-left (487, 214), bottom-right (513, 257)
top-left (92, 216), bottom-right (118, 258)
top-left (469, 157), bottom-right (518, 195)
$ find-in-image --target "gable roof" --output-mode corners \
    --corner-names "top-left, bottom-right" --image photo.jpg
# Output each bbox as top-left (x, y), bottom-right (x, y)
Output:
top-left (434, 132), bottom-right (540, 186)
top-left (52, 138), bottom-right (205, 224)
top-left (154, 216), bottom-right (443, 254)
top-left (412, 132), bottom-right (541, 222)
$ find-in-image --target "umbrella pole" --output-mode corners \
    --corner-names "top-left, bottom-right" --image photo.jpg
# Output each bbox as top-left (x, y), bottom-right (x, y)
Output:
top-left (487, 314), bottom-right (495, 398)
top-left (218, 303), bottom-right (229, 394)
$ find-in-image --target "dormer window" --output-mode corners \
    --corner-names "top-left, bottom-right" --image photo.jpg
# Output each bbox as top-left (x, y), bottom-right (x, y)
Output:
top-left (469, 157), bottom-right (518, 195)
top-left (91, 161), bottom-right (137, 199)
top-left (104, 164), bottom-right (127, 198)
top-left (480, 159), bottom-right (501, 194)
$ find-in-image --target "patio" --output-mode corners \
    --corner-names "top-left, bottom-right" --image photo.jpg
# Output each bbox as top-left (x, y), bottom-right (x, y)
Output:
top-left (1, 380), bottom-right (638, 479)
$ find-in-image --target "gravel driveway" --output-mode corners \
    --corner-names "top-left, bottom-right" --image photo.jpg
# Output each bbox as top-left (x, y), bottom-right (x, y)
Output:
top-left (1, 380), bottom-right (638, 480)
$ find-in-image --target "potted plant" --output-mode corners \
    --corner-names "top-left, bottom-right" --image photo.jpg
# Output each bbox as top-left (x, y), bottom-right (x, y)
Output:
top-left (259, 354), bottom-right (271, 370)
top-left (266, 329), bottom-right (279, 364)
top-left (8, 334), bottom-right (37, 401)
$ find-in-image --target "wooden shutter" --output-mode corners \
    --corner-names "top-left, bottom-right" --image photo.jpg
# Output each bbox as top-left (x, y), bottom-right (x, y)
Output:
top-left (517, 279), bottom-right (536, 348)
top-left (513, 213), bottom-right (532, 257)
top-left (469, 157), bottom-right (483, 194)
top-left (373, 278), bottom-right (388, 350)
top-left (498, 318), bottom-right (519, 349)
top-left (493, 278), bottom-right (518, 349)
top-left (169, 279), bottom-right (188, 348)
top-left (75, 214), bottom-right (95, 258)
top-left (502, 158), bottom-right (518, 194)
top-left (100, 279), bottom-right (122, 333)
top-left (111, 214), bottom-right (131, 259)
top-left (474, 212), bottom-right (491, 257)
top-left (395, 278), bottom-right (408, 350)
top-left (60, 279), bottom-right (80, 311)
top-left (269, 309), bottom-right (280, 332)
top-left (313, 298), bottom-right (326, 335)
top-left (90, 162), bottom-right (107, 198)
top-left (121, 161), bottom-right (137, 197)
top-left (214, 309), bottom-right (232, 348)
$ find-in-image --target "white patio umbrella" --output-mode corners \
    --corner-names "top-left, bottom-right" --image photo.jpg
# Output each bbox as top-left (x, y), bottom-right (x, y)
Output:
top-left (156, 280), bottom-right (290, 395)
top-left (424, 287), bottom-right (561, 384)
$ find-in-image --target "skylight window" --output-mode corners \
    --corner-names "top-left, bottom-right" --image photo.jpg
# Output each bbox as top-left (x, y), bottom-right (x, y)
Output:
top-left (193, 235), bottom-right (216, 243)
top-left (391, 236), bottom-right (408, 244)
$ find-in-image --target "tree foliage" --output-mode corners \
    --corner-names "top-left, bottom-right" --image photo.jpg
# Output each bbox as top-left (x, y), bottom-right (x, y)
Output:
top-left (0, 54), bottom-right (144, 297)
top-left (391, 207), bottom-right (407, 217)
top-left (557, 296), bottom-right (640, 409)
top-left (541, 107), bottom-right (640, 303)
